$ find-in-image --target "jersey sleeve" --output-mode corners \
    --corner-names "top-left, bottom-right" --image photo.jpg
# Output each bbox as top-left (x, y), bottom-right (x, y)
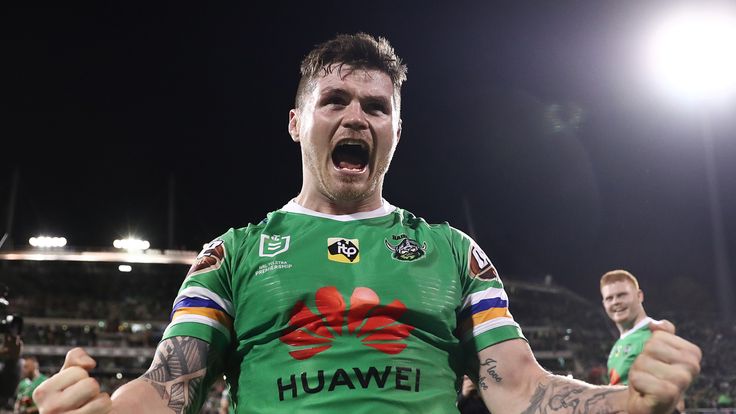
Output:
top-left (162, 228), bottom-right (238, 355)
top-left (451, 228), bottom-right (525, 353)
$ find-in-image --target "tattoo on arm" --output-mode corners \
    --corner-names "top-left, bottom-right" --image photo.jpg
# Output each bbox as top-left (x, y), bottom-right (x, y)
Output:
top-left (141, 336), bottom-right (209, 414)
top-left (480, 358), bottom-right (503, 383)
top-left (478, 376), bottom-right (489, 390)
top-left (521, 377), bottom-right (626, 414)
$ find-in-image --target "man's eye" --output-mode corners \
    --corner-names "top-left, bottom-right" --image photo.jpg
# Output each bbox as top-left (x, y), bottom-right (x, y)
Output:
top-left (325, 97), bottom-right (347, 106)
top-left (366, 102), bottom-right (388, 114)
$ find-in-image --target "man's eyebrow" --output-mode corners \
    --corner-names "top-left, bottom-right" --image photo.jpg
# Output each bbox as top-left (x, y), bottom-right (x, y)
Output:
top-left (363, 95), bottom-right (391, 105)
top-left (319, 86), bottom-right (349, 96)
top-left (319, 87), bottom-right (391, 105)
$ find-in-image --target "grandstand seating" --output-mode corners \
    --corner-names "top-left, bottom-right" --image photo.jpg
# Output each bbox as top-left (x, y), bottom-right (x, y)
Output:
top-left (1, 253), bottom-right (733, 411)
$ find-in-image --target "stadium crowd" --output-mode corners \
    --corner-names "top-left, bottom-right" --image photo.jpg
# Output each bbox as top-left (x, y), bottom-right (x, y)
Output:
top-left (3, 266), bottom-right (733, 411)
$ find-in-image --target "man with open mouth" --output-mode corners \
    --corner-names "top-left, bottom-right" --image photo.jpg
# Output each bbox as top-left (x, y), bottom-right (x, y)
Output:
top-left (34, 33), bottom-right (701, 414)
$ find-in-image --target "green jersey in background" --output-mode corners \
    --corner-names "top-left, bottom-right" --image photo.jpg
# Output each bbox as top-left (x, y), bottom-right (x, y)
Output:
top-left (163, 201), bottom-right (525, 413)
top-left (607, 317), bottom-right (653, 385)
top-left (15, 374), bottom-right (48, 413)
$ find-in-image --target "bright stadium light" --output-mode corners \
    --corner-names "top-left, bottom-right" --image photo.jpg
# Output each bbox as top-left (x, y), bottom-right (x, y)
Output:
top-left (645, 5), bottom-right (736, 102)
top-left (113, 238), bottom-right (150, 251)
top-left (118, 265), bottom-right (133, 272)
top-left (29, 236), bottom-right (67, 248)
top-left (643, 4), bottom-right (736, 321)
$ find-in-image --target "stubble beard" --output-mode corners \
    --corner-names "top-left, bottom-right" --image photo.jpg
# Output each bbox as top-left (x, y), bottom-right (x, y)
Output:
top-left (302, 146), bottom-right (393, 204)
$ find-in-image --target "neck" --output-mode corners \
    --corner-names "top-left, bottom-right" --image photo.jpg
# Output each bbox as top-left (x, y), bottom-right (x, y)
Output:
top-left (294, 184), bottom-right (384, 215)
top-left (617, 313), bottom-right (648, 336)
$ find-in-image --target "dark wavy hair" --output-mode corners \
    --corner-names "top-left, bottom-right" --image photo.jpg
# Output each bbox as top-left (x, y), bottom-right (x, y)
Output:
top-left (295, 32), bottom-right (407, 110)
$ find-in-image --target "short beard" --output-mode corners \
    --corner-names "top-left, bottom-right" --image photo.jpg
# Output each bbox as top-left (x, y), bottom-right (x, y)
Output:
top-left (301, 142), bottom-right (393, 203)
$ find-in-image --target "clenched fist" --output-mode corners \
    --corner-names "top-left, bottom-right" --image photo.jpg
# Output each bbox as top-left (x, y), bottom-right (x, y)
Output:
top-left (33, 348), bottom-right (112, 414)
top-left (627, 320), bottom-right (702, 414)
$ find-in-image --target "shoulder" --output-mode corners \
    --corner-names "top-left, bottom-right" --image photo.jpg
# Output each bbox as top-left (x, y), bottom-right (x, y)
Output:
top-left (394, 207), bottom-right (462, 239)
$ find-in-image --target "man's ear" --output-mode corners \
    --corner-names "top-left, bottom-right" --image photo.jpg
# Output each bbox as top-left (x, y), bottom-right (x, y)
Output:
top-left (396, 118), bottom-right (402, 143)
top-left (288, 109), bottom-right (300, 143)
top-left (638, 289), bottom-right (644, 303)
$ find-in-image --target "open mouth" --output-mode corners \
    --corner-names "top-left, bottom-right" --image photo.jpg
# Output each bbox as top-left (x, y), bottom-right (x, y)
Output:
top-left (331, 140), bottom-right (369, 172)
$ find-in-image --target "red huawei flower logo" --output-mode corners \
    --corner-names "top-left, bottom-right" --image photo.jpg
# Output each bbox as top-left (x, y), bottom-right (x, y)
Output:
top-left (279, 286), bottom-right (414, 360)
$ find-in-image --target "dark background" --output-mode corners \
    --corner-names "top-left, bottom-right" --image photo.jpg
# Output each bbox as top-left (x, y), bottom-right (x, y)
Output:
top-left (2, 1), bottom-right (735, 313)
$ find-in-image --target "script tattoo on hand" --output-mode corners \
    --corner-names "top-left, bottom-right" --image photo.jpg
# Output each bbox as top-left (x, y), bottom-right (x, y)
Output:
top-left (142, 336), bottom-right (208, 414)
top-left (521, 378), bottom-right (626, 414)
top-left (480, 358), bottom-right (503, 383)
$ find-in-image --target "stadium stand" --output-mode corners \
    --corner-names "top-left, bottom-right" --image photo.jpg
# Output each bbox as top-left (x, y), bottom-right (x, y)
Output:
top-left (1, 251), bottom-right (733, 412)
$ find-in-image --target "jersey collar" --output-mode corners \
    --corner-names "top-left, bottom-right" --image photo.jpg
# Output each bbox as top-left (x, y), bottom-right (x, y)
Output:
top-left (280, 199), bottom-right (397, 222)
top-left (620, 316), bottom-right (653, 339)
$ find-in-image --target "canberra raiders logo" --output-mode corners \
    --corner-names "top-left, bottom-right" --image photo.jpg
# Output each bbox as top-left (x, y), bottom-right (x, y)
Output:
top-left (385, 234), bottom-right (427, 262)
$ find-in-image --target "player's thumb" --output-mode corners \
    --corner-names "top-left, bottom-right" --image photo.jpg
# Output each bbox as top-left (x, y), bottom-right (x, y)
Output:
top-left (649, 319), bottom-right (676, 335)
top-left (62, 347), bottom-right (97, 371)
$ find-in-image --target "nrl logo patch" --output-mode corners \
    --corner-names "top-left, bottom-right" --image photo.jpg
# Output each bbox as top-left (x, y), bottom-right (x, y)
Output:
top-left (259, 234), bottom-right (291, 257)
top-left (384, 234), bottom-right (427, 262)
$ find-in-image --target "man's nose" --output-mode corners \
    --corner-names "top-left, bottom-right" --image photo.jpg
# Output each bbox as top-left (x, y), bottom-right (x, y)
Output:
top-left (342, 101), bottom-right (369, 130)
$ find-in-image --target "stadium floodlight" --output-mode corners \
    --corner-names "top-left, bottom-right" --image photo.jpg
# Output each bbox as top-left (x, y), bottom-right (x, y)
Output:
top-left (643, 4), bottom-right (736, 321)
top-left (29, 236), bottom-right (67, 248)
top-left (113, 238), bottom-right (150, 251)
top-left (644, 4), bottom-right (736, 103)
top-left (118, 265), bottom-right (133, 272)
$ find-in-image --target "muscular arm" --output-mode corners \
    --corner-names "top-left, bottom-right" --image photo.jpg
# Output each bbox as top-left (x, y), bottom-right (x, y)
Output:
top-left (477, 339), bottom-right (628, 414)
top-left (112, 336), bottom-right (218, 414)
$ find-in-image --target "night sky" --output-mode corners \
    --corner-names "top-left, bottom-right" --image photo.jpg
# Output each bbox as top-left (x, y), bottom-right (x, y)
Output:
top-left (3, 2), bottom-right (736, 310)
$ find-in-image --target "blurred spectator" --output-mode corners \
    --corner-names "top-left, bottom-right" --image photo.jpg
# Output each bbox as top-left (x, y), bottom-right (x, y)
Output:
top-left (13, 357), bottom-right (47, 414)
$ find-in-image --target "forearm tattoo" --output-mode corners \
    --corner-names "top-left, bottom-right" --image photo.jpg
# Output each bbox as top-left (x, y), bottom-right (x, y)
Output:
top-left (141, 337), bottom-right (208, 414)
top-left (521, 377), bottom-right (626, 414)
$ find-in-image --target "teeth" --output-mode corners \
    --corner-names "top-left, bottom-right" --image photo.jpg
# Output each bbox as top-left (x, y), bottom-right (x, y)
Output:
top-left (336, 139), bottom-right (368, 150)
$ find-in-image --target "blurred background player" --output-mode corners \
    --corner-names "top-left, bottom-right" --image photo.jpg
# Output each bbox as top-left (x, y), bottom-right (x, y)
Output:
top-left (14, 357), bottom-right (46, 414)
top-left (600, 269), bottom-right (651, 386)
top-left (0, 284), bottom-right (23, 412)
top-left (600, 269), bottom-right (686, 411)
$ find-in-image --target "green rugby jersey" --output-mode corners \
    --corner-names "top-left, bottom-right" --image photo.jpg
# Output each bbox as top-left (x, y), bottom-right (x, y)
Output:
top-left (15, 374), bottom-right (48, 412)
top-left (163, 200), bottom-right (524, 413)
top-left (607, 317), bottom-right (653, 385)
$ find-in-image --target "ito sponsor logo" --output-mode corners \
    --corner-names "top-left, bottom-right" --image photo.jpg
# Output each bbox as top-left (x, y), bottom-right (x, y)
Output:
top-left (327, 238), bottom-right (360, 263)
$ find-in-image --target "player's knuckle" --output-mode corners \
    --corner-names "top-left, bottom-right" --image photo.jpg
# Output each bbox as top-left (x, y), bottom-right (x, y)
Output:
top-left (79, 393), bottom-right (112, 414)
top-left (43, 399), bottom-right (63, 414)
top-left (32, 385), bottom-right (47, 403)
top-left (68, 366), bottom-right (89, 378)
top-left (628, 367), bottom-right (641, 384)
top-left (67, 347), bottom-right (85, 360)
top-left (664, 380), bottom-right (680, 398)
top-left (82, 376), bottom-right (101, 394)
top-left (692, 343), bottom-right (703, 361)
top-left (680, 367), bottom-right (695, 387)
